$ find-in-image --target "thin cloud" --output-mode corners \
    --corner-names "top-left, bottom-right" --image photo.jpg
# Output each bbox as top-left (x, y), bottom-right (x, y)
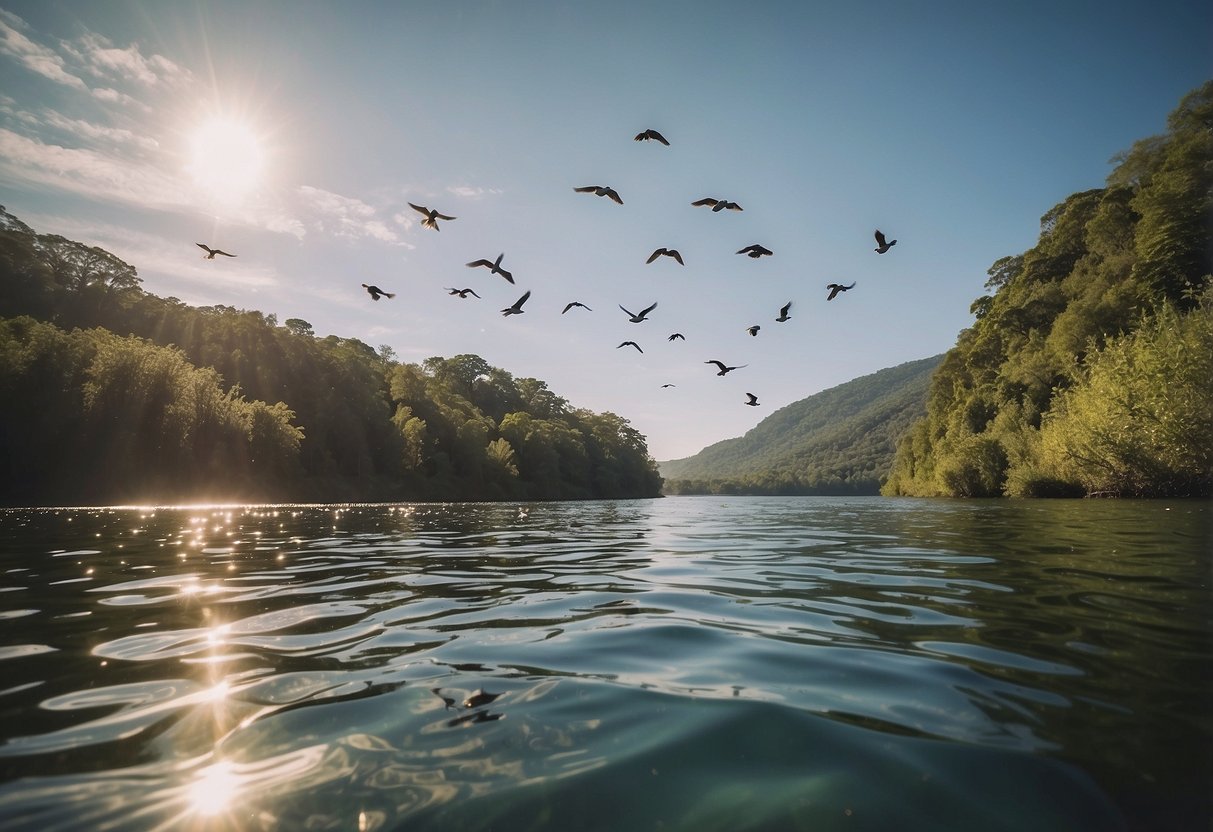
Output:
top-left (74, 33), bottom-right (190, 87)
top-left (296, 185), bottom-right (409, 246)
top-left (446, 184), bottom-right (503, 199)
top-left (41, 110), bottom-right (160, 152)
top-left (0, 10), bottom-right (87, 90)
top-left (92, 86), bottom-right (151, 112)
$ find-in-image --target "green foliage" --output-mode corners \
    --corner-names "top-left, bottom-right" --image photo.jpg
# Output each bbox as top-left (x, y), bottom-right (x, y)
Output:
top-left (0, 214), bottom-right (662, 503)
top-left (1031, 300), bottom-right (1213, 496)
top-left (661, 355), bottom-right (941, 495)
top-left (886, 83), bottom-right (1213, 498)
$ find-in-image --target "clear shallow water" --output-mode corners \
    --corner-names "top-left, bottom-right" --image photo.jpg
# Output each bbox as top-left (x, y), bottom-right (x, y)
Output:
top-left (0, 496), bottom-right (1208, 831)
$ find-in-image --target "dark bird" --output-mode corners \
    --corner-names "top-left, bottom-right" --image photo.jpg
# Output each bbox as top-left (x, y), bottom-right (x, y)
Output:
top-left (705, 360), bottom-right (747, 376)
top-left (661, 383), bottom-right (676, 388)
top-left (634, 128), bottom-right (670, 145)
top-left (746, 325), bottom-right (761, 336)
top-left (744, 393), bottom-right (760, 407)
top-left (826, 282), bottom-right (856, 301)
top-left (362, 283), bottom-right (395, 301)
top-left (562, 301), bottom-right (592, 314)
top-left (736, 244), bottom-right (773, 258)
top-left (692, 197), bottom-right (743, 212)
top-left (620, 301), bottom-right (658, 323)
top-left (196, 243), bottom-right (235, 259)
top-left (618, 341), bottom-right (644, 353)
top-left (574, 185), bottom-right (623, 204)
top-left (874, 229), bottom-right (897, 254)
top-left (776, 301), bottom-right (792, 322)
top-left (445, 287), bottom-right (481, 298)
top-left (463, 689), bottom-right (502, 709)
top-left (668, 333), bottom-right (685, 341)
top-left (501, 290), bottom-right (531, 316)
top-left (466, 253), bottom-right (514, 284)
top-left (646, 247), bottom-right (684, 265)
top-left (408, 202), bottom-right (457, 231)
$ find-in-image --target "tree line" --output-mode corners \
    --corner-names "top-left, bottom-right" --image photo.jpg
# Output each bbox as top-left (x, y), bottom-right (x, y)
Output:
top-left (0, 209), bottom-right (663, 504)
top-left (883, 82), bottom-right (1213, 498)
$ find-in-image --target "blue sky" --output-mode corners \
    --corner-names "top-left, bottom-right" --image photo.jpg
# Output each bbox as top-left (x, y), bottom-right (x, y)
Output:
top-left (1, 1), bottom-right (1208, 461)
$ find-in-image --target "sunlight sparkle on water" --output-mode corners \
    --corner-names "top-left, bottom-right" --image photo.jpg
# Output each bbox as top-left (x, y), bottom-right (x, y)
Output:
top-left (187, 760), bottom-right (238, 817)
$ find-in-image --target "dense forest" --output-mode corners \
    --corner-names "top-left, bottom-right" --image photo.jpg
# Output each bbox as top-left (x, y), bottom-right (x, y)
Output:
top-left (0, 209), bottom-right (662, 504)
top-left (660, 355), bottom-right (941, 495)
top-left (883, 82), bottom-right (1213, 498)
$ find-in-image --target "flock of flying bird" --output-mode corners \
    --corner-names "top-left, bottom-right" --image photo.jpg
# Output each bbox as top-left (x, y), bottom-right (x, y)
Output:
top-left (198, 127), bottom-right (897, 410)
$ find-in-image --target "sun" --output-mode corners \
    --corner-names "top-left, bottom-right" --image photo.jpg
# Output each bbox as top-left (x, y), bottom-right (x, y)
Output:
top-left (187, 117), bottom-right (264, 202)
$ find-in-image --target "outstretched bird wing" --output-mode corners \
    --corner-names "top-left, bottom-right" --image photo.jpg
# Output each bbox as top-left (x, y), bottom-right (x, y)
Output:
top-left (691, 198), bottom-right (718, 207)
top-left (619, 304), bottom-right (636, 318)
top-left (573, 186), bottom-right (600, 193)
top-left (706, 360), bottom-right (727, 372)
top-left (646, 249), bottom-right (662, 264)
top-left (638, 301), bottom-right (658, 318)
top-left (467, 259), bottom-right (493, 268)
top-left (875, 229), bottom-right (887, 247)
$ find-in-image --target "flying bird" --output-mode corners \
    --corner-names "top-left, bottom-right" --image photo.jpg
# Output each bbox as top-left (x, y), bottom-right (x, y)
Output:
top-left (646, 248), bottom-right (684, 265)
top-left (634, 128), bottom-right (670, 145)
top-left (445, 287), bottom-right (480, 298)
top-left (574, 185), bottom-right (623, 204)
top-left (562, 301), bottom-right (592, 314)
top-left (775, 301), bottom-right (792, 322)
top-left (874, 229), bottom-right (897, 254)
top-left (466, 253), bottom-right (514, 284)
top-left (408, 202), bottom-right (456, 231)
top-left (744, 393), bottom-right (760, 407)
top-left (661, 383), bottom-right (676, 388)
top-left (620, 301), bottom-right (658, 323)
top-left (746, 325), bottom-right (761, 336)
top-left (668, 333), bottom-right (685, 341)
top-left (826, 282), bottom-right (856, 300)
top-left (196, 243), bottom-right (235, 259)
top-left (736, 244), bottom-right (773, 258)
top-left (501, 290), bottom-right (531, 316)
top-left (692, 197), bottom-right (743, 212)
top-left (362, 284), bottom-right (395, 301)
top-left (617, 341), bottom-right (644, 353)
top-left (705, 360), bottom-right (747, 376)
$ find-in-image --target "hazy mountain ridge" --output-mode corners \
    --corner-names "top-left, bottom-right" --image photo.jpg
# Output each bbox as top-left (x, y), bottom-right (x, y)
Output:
top-left (660, 354), bottom-right (942, 494)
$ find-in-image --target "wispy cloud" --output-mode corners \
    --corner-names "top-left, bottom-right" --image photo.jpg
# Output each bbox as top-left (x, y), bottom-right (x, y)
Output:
top-left (72, 33), bottom-right (190, 87)
top-left (296, 185), bottom-right (412, 246)
top-left (0, 10), bottom-right (87, 90)
top-left (91, 86), bottom-right (151, 111)
top-left (446, 184), bottom-right (503, 199)
top-left (40, 110), bottom-right (160, 152)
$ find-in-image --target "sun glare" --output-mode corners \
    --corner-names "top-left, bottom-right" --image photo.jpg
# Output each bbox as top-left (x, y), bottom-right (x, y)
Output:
top-left (187, 117), bottom-right (264, 201)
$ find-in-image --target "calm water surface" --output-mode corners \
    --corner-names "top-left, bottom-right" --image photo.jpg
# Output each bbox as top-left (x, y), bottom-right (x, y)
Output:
top-left (0, 497), bottom-right (1208, 831)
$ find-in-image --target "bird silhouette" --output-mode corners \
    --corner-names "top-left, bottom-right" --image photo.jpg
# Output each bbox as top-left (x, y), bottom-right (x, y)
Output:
top-left (746, 325), bottom-right (761, 336)
top-left (736, 244), bottom-right (773, 258)
top-left (617, 341), bottom-right (643, 353)
top-left (562, 301), bottom-right (592, 314)
top-left (408, 202), bottom-right (456, 231)
top-left (634, 128), bottom-right (670, 145)
top-left (668, 333), bottom-right (686, 341)
top-left (574, 185), bottom-right (623, 204)
top-left (646, 248), bottom-right (684, 265)
top-left (620, 301), bottom-right (658, 323)
top-left (744, 393), bottom-right (760, 406)
top-left (362, 283), bottom-right (395, 301)
top-left (445, 287), bottom-right (481, 298)
top-left (826, 282), bottom-right (856, 300)
top-left (196, 243), bottom-right (235, 259)
top-left (692, 197), bottom-right (743, 212)
top-left (874, 229), bottom-right (897, 254)
top-left (661, 383), bottom-right (676, 388)
top-left (705, 360), bottom-right (747, 376)
top-left (501, 290), bottom-right (531, 316)
top-left (466, 253), bottom-right (514, 284)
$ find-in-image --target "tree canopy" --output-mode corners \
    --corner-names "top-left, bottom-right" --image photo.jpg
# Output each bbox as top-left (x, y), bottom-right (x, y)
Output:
top-left (883, 82), bottom-right (1213, 498)
top-left (0, 210), bottom-right (662, 504)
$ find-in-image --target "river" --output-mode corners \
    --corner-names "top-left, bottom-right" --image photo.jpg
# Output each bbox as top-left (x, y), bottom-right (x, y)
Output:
top-left (0, 496), bottom-right (1208, 831)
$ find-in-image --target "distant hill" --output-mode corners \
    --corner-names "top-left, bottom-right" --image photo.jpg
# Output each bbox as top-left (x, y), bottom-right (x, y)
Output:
top-left (659, 354), bottom-right (943, 495)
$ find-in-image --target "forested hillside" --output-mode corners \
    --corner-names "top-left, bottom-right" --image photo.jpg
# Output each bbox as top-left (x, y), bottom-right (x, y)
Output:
top-left (0, 209), bottom-right (662, 504)
top-left (883, 83), bottom-right (1212, 498)
top-left (660, 355), bottom-right (941, 495)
